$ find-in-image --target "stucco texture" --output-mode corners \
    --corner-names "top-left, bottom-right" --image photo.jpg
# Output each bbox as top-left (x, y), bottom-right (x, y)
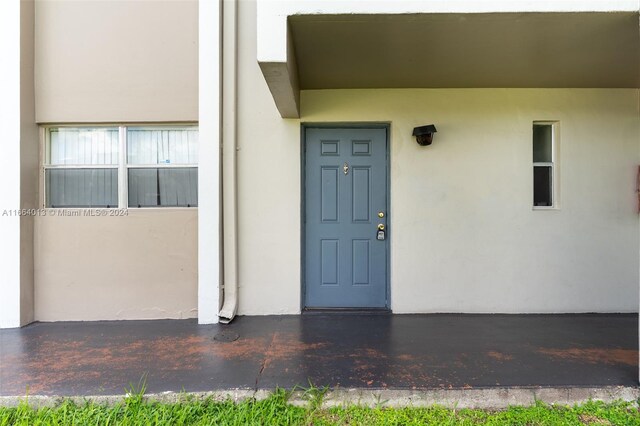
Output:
top-left (31, 0), bottom-right (640, 320)
top-left (33, 0), bottom-right (199, 322)
top-left (237, 1), bottom-right (640, 314)
top-left (34, 211), bottom-right (198, 321)
top-left (301, 89), bottom-right (640, 313)
top-left (35, 0), bottom-right (198, 123)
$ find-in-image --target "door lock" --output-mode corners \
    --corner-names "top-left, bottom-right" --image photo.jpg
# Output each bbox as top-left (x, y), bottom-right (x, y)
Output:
top-left (378, 211), bottom-right (385, 218)
top-left (377, 224), bottom-right (386, 241)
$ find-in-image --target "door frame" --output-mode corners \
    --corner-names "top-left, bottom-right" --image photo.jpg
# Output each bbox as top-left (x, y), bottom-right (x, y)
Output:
top-left (300, 123), bottom-right (391, 311)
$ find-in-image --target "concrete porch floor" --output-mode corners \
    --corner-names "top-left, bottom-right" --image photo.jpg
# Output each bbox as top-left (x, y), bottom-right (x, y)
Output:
top-left (0, 314), bottom-right (637, 397)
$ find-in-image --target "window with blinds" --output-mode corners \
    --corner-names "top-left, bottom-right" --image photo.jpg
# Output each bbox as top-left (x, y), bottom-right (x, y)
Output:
top-left (127, 128), bottom-right (198, 207)
top-left (44, 126), bottom-right (198, 209)
top-left (45, 128), bottom-right (119, 208)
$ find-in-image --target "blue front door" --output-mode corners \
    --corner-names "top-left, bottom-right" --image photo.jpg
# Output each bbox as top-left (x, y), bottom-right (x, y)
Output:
top-left (304, 127), bottom-right (389, 309)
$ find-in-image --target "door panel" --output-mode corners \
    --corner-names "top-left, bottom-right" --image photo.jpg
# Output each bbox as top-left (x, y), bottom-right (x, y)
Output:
top-left (321, 167), bottom-right (339, 222)
top-left (304, 127), bottom-right (388, 309)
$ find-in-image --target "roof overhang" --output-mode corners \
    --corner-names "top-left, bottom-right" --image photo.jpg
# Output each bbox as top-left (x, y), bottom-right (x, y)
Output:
top-left (257, 2), bottom-right (640, 118)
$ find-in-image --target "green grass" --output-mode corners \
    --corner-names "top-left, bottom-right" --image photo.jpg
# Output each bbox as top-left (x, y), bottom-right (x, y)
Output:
top-left (1, 389), bottom-right (639, 425)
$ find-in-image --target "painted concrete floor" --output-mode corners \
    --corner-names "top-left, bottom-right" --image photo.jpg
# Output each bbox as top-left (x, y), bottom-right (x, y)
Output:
top-left (0, 314), bottom-right (637, 396)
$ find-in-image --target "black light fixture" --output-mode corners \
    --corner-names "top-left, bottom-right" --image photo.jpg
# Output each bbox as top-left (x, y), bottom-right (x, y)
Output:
top-left (412, 124), bottom-right (437, 146)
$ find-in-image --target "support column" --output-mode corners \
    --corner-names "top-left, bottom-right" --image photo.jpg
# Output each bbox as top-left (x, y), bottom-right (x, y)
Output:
top-left (0, 0), bottom-right (22, 328)
top-left (198, 0), bottom-right (222, 324)
top-left (0, 0), bottom-right (36, 329)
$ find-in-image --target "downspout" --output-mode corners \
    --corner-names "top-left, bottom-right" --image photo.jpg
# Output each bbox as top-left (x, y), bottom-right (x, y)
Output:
top-left (219, 0), bottom-right (239, 324)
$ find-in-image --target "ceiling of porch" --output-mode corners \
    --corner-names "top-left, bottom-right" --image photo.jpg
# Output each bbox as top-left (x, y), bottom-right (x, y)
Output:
top-left (259, 12), bottom-right (639, 117)
top-left (289, 12), bottom-right (640, 90)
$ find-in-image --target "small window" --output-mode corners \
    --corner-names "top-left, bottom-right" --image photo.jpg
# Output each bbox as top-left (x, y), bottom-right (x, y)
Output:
top-left (532, 122), bottom-right (557, 208)
top-left (45, 128), bottom-right (119, 208)
top-left (127, 128), bottom-right (198, 207)
top-left (44, 125), bottom-right (198, 209)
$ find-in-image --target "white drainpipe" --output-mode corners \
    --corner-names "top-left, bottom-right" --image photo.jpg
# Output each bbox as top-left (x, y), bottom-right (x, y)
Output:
top-left (219, 0), bottom-right (239, 324)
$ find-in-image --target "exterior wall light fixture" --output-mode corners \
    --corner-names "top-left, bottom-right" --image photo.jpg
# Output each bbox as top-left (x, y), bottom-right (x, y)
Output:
top-left (413, 124), bottom-right (437, 146)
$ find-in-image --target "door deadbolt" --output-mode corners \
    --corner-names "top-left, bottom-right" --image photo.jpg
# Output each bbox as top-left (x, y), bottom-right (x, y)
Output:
top-left (378, 212), bottom-right (385, 218)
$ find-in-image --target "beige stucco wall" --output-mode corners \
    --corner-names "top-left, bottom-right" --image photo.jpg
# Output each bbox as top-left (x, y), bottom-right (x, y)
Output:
top-left (237, 1), bottom-right (640, 314)
top-left (31, 0), bottom-right (640, 319)
top-left (236, 0), bottom-right (302, 315)
top-left (35, 0), bottom-right (198, 123)
top-left (302, 89), bottom-right (640, 313)
top-left (34, 210), bottom-right (198, 321)
top-left (33, 0), bottom-right (199, 322)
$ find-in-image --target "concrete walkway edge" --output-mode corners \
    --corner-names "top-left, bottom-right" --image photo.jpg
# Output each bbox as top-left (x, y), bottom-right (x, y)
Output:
top-left (1, 386), bottom-right (639, 410)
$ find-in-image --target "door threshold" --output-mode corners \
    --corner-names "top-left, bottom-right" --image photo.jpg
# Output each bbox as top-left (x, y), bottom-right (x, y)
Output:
top-left (302, 308), bottom-right (391, 316)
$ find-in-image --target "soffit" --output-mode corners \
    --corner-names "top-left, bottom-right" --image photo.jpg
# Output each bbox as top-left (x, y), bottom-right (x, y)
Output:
top-left (289, 13), bottom-right (640, 89)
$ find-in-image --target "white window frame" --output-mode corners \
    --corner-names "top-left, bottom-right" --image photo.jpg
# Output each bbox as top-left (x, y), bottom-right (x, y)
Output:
top-left (42, 124), bottom-right (199, 210)
top-left (532, 121), bottom-right (559, 210)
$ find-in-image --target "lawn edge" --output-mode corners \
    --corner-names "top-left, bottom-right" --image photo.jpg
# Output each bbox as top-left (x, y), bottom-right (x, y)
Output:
top-left (1, 386), bottom-right (638, 410)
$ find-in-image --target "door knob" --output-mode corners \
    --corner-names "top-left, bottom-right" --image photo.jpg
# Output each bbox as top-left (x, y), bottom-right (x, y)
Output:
top-left (377, 224), bottom-right (385, 231)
